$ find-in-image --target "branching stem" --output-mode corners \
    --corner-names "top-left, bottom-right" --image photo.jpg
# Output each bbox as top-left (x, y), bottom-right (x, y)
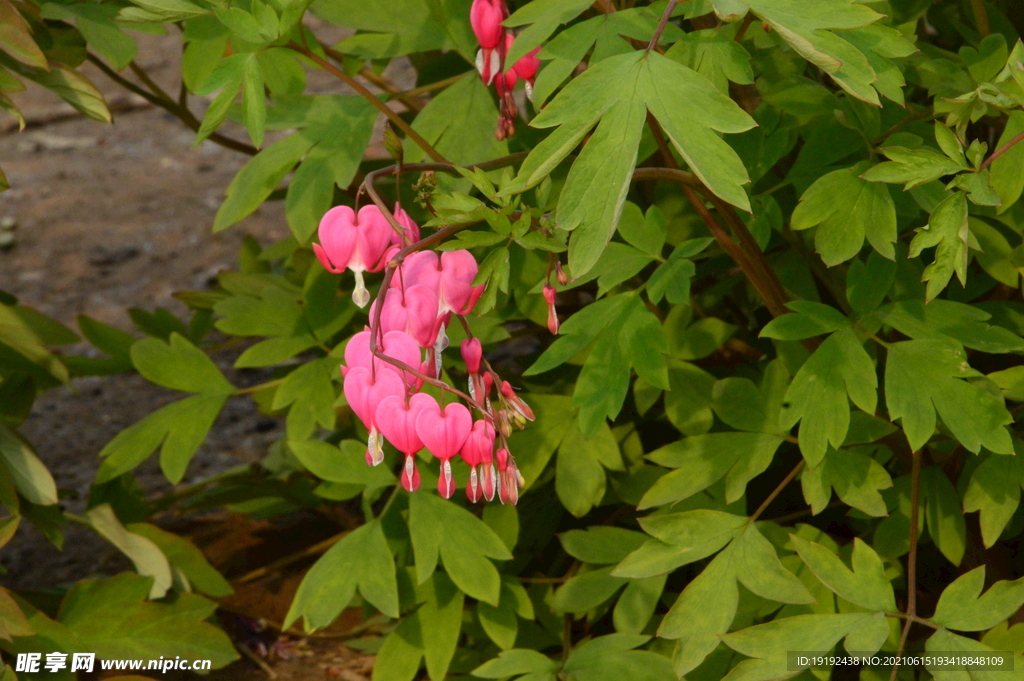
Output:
top-left (287, 42), bottom-right (449, 164)
top-left (981, 130), bottom-right (1024, 170)
top-left (890, 449), bottom-right (922, 681)
top-left (750, 460), bottom-right (805, 523)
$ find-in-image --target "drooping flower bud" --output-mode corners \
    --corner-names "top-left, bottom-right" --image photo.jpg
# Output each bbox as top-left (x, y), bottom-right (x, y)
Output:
top-left (555, 261), bottom-right (569, 286)
top-left (470, 0), bottom-right (505, 49)
top-left (461, 420), bottom-right (496, 503)
top-left (461, 338), bottom-right (482, 374)
top-left (500, 380), bottom-right (535, 421)
top-left (512, 46), bottom-right (541, 101)
top-left (543, 284), bottom-right (559, 335)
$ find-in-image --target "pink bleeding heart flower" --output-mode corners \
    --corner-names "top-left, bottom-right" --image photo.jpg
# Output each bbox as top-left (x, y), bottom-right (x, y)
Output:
top-left (392, 203), bottom-right (421, 246)
top-left (471, 0), bottom-right (507, 85)
top-left (543, 284), bottom-right (559, 335)
top-left (512, 46), bottom-right (541, 101)
top-left (375, 395), bottom-right (427, 493)
top-left (412, 393), bottom-right (472, 499)
top-left (371, 285), bottom-right (439, 349)
top-left (344, 330), bottom-right (422, 387)
top-left (396, 251), bottom-right (441, 293)
top-left (438, 250), bottom-right (481, 315)
top-left (342, 366), bottom-right (406, 466)
top-left (313, 205), bottom-right (393, 307)
top-left (460, 420), bottom-right (496, 502)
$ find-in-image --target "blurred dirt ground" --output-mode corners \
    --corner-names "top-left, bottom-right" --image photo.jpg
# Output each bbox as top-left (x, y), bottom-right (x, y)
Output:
top-left (0, 21), bottom-right (414, 680)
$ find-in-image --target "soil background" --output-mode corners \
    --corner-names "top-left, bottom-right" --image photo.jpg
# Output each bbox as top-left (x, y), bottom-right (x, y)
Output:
top-left (0, 21), bottom-right (414, 680)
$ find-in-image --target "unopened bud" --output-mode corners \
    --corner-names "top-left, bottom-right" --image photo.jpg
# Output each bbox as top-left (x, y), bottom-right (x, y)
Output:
top-left (461, 338), bottom-right (482, 374)
top-left (543, 284), bottom-right (559, 335)
top-left (555, 261), bottom-right (569, 286)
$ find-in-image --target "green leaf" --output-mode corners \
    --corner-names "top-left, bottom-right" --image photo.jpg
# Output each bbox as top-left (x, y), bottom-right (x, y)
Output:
top-left (885, 339), bottom-right (1013, 454)
top-left (408, 493), bottom-right (512, 605)
top-left (991, 110), bottom-right (1024, 213)
top-left (933, 566), bottom-right (1024, 631)
top-left (761, 301), bottom-right (850, 341)
top-left (29, 572), bottom-right (237, 664)
top-left (0, 0), bottom-right (48, 68)
top-left (646, 238), bottom-right (711, 305)
top-left (861, 146), bottom-right (968, 188)
top-left (733, 523), bottom-right (815, 604)
top-left (0, 55), bottom-right (111, 123)
top-left (472, 649), bottom-right (558, 678)
top-left (507, 394), bottom-right (575, 488)
top-left (846, 252), bottom-right (897, 317)
top-left (291, 440), bottom-right (395, 494)
top-left (125, 523), bottom-right (233, 598)
top-left (574, 320), bottom-right (632, 437)
top-left (779, 327), bottom-right (877, 466)
top-left (552, 566), bottom-right (628, 615)
top-left (971, 218), bottom-right (1018, 287)
top-left (526, 293), bottom-right (632, 376)
top-left (560, 527), bottom-right (648, 565)
top-left (964, 452), bottom-right (1024, 547)
top-left (131, 333), bottom-right (233, 394)
top-left (418, 572), bottom-right (464, 680)
top-left (658, 548), bottom-right (736, 673)
top-left (0, 303), bottom-right (70, 383)
top-left (923, 466), bottom-right (967, 566)
top-left (616, 202), bottom-right (666, 258)
top-left (926, 628), bottom-right (1022, 681)
top-left (556, 419), bottom-right (622, 517)
top-left (712, 360), bottom-right (789, 434)
top-left (672, 317), bottom-right (736, 361)
top-left (0, 425), bottom-right (57, 506)
top-left (883, 299), bottom-right (1024, 354)
top-left (791, 166), bottom-right (897, 264)
top-left (791, 536), bottom-right (896, 612)
top-left (516, 50), bottom-right (753, 276)
top-left (272, 358), bottom-right (336, 439)
top-left (85, 504), bottom-right (173, 600)
top-left (213, 132), bottom-right (314, 232)
top-left (721, 612), bottom-right (883, 681)
top-left (564, 636), bottom-right (674, 680)
top-left (478, 597), bottom-right (517, 651)
top-left (404, 75), bottom-right (507, 166)
top-left (371, 615), bottom-right (423, 681)
top-left (285, 520), bottom-right (399, 629)
top-left (612, 574), bottom-right (666, 635)
top-left (908, 191), bottom-right (971, 301)
top-left (614, 510), bottom-right (746, 578)
top-left (503, 0), bottom-right (592, 65)
top-left (120, 0), bottom-right (208, 22)
top-left (665, 28), bottom-right (753, 94)
top-left (800, 445), bottom-right (892, 517)
top-left (96, 393), bottom-right (229, 484)
top-left (664, 361), bottom-right (716, 436)
top-left (639, 432), bottom-right (784, 508)
top-left (241, 53), bottom-right (266, 148)
top-left (39, 4), bottom-right (138, 71)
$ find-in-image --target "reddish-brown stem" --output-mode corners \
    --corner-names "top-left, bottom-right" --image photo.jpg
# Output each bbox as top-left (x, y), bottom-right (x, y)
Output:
top-left (643, 117), bottom-right (792, 320)
top-left (750, 460), bottom-right (805, 523)
top-left (889, 450), bottom-right (922, 681)
top-left (980, 129), bottom-right (1024, 170)
top-left (734, 13), bottom-right (756, 42)
top-left (646, 0), bottom-right (679, 51)
top-left (970, 0), bottom-right (990, 37)
top-left (287, 43), bottom-right (449, 164)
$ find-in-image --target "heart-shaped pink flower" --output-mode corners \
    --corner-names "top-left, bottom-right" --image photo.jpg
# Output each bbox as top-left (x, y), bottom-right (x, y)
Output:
top-left (412, 393), bottom-right (473, 499)
top-left (342, 366), bottom-right (405, 431)
top-left (374, 395), bottom-right (425, 456)
top-left (314, 205), bottom-right (395, 307)
top-left (344, 330), bottom-right (422, 387)
top-left (392, 203), bottom-right (421, 245)
top-left (373, 285), bottom-right (439, 349)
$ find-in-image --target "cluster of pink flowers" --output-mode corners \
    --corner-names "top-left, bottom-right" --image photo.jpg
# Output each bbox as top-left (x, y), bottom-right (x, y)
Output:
top-left (471, 0), bottom-right (541, 139)
top-left (315, 203), bottom-right (533, 504)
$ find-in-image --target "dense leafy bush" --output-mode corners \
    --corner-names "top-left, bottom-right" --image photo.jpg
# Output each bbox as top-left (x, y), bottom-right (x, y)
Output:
top-left (4, 0), bottom-right (1024, 679)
